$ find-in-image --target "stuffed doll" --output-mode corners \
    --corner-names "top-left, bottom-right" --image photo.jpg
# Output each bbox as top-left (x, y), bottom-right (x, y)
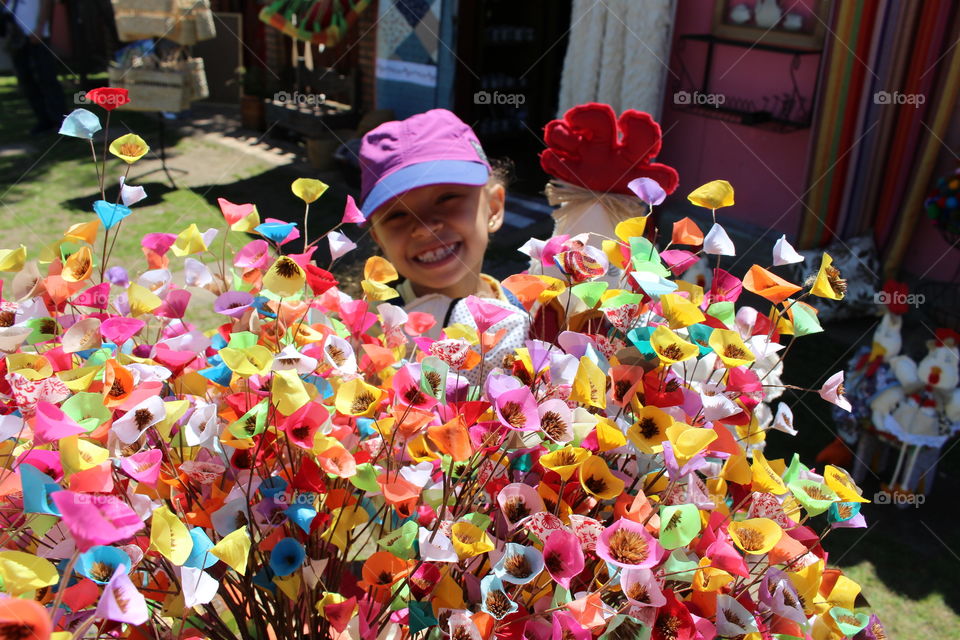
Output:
top-left (868, 328), bottom-right (960, 495)
top-left (528, 103), bottom-right (679, 342)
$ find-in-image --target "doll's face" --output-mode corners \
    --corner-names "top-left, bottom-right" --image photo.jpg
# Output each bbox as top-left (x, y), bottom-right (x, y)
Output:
top-left (369, 182), bottom-right (505, 299)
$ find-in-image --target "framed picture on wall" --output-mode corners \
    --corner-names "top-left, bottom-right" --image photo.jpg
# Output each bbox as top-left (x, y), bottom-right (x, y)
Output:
top-left (713, 0), bottom-right (830, 50)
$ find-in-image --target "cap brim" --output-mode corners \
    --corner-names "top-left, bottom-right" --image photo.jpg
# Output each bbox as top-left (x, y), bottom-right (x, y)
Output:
top-left (361, 160), bottom-right (490, 218)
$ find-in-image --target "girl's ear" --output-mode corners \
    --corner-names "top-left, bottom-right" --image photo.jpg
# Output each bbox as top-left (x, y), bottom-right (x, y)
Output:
top-left (486, 183), bottom-right (506, 233)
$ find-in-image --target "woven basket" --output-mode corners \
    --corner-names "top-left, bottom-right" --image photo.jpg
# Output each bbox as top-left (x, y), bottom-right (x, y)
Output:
top-left (112, 0), bottom-right (216, 45)
top-left (109, 62), bottom-right (192, 112)
top-left (112, 0), bottom-right (178, 42)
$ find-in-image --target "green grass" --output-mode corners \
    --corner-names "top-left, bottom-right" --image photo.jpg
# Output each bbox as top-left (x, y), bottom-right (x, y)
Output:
top-left (0, 75), bottom-right (272, 328)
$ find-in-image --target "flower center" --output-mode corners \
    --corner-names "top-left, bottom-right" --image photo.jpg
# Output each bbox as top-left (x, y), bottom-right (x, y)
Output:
top-left (736, 527), bottom-right (765, 551)
top-left (119, 142), bottom-right (144, 157)
top-left (499, 401), bottom-right (526, 429)
top-left (724, 344), bottom-right (747, 359)
top-left (484, 589), bottom-right (513, 618)
top-left (326, 344), bottom-right (347, 366)
top-left (351, 390), bottom-right (376, 414)
top-left (133, 408), bottom-right (153, 429)
top-left (503, 554), bottom-right (532, 579)
top-left (502, 497), bottom-right (530, 523)
top-left (607, 528), bottom-right (649, 564)
top-left (540, 411), bottom-right (566, 441)
top-left (638, 417), bottom-right (660, 440)
top-left (661, 343), bottom-right (685, 360)
top-left (275, 258), bottom-right (300, 278)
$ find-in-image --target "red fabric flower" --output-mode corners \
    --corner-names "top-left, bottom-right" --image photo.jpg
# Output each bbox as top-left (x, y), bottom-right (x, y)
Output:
top-left (85, 87), bottom-right (130, 111)
top-left (540, 102), bottom-right (679, 195)
top-left (304, 264), bottom-right (339, 295)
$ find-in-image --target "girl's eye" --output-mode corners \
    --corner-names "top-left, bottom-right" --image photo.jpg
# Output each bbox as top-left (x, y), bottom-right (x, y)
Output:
top-left (382, 211), bottom-right (408, 225)
top-left (438, 193), bottom-right (461, 204)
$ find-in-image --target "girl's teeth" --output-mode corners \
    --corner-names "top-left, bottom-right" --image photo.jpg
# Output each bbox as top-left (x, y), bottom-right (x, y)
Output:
top-left (417, 244), bottom-right (456, 263)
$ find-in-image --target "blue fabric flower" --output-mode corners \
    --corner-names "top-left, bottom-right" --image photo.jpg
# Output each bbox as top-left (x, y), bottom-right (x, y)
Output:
top-left (285, 504), bottom-right (317, 534)
top-left (686, 324), bottom-right (715, 357)
top-left (198, 362), bottom-right (233, 386)
top-left (59, 109), bottom-right (101, 139)
top-left (255, 221), bottom-right (297, 244)
top-left (93, 200), bottom-right (133, 230)
top-left (19, 463), bottom-right (61, 516)
top-left (184, 528), bottom-right (217, 570)
top-left (269, 537), bottom-right (306, 577)
top-left (77, 545), bottom-right (132, 584)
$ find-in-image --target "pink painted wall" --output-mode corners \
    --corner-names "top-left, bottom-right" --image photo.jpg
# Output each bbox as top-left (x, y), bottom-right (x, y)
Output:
top-left (658, 0), bottom-right (821, 239)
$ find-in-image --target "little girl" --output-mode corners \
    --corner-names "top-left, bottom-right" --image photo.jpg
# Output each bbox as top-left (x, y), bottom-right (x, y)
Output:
top-left (359, 109), bottom-right (529, 363)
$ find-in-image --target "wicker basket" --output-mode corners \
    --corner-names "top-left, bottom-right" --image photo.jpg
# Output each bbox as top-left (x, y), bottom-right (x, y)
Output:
top-left (109, 58), bottom-right (208, 112)
top-left (112, 0), bottom-right (216, 45)
top-left (112, 0), bottom-right (178, 42)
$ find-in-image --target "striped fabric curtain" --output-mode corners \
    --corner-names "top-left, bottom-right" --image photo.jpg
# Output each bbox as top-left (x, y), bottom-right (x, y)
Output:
top-left (798, 0), bottom-right (960, 276)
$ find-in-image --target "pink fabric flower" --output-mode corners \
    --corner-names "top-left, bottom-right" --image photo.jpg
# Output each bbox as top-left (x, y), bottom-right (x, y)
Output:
top-left (51, 491), bottom-right (144, 551)
top-left (819, 371), bottom-right (851, 411)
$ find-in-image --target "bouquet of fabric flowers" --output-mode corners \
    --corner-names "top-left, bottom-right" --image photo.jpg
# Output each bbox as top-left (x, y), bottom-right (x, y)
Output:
top-left (0, 94), bottom-right (884, 640)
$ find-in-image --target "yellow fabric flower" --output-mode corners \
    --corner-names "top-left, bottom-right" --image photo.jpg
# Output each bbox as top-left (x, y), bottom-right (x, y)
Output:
top-left (751, 450), bottom-right (788, 495)
top-left (210, 527), bottom-right (252, 574)
top-left (665, 422), bottom-right (717, 468)
top-left (614, 216), bottom-right (648, 242)
top-left (263, 256), bottom-right (306, 298)
top-left (272, 368), bottom-right (312, 415)
top-left (109, 133), bottom-right (150, 164)
top-left (334, 378), bottom-right (383, 417)
top-left (627, 405), bottom-right (674, 454)
top-left (171, 224), bottom-right (208, 257)
top-left (364, 256), bottom-right (398, 283)
top-left (660, 293), bottom-right (705, 329)
top-left (450, 522), bottom-right (494, 559)
top-left (810, 252), bottom-right (846, 300)
top-left (823, 465), bottom-right (870, 503)
top-left (728, 518), bottom-right (782, 555)
top-left (687, 180), bottom-right (734, 209)
top-left (0, 551), bottom-right (58, 596)
top-left (650, 325), bottom-right (699, 364)
top-left (220, 345), bottom-right (273, 377)
top-left (692, 557), bottom-right (734, 592)
top-left (64, 220), bottom-right (100, 245)
top-left (594, 417), bottom-right (626, 452)
top-left (710, 329), bottom-right (755, 368)
top-left (291, 178), bottom-right (329, 203)
top-left (569, 356), bottom-right (607, 409)
top-left (0, 245), bottom-right (27, 272)
top-left (579, 454), bottom-right (624, 500)
top-left (151, 505), bottom-right (192, 565)
top-left (540, 446), bottom-right (591, 481)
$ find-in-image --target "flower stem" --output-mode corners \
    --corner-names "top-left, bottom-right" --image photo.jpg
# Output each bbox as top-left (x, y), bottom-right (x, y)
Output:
top-left (51, 548), bottom-right (81, 622)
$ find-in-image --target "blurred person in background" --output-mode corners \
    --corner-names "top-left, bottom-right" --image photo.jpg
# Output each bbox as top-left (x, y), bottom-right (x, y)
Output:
top-left (2, 0), bottom-right (66, 134)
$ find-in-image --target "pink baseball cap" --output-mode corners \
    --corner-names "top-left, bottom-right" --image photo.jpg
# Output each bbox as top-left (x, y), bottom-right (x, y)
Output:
top-left (359, 109), bottom-right (491, 218)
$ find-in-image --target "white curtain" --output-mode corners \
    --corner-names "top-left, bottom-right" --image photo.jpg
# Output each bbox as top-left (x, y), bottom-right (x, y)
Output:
top-left (558, 0), bottom-right (676, 118)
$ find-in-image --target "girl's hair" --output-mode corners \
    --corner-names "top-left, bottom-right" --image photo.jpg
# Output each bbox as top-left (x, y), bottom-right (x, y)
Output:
top-left (488, 157), bottom-right (515, 189)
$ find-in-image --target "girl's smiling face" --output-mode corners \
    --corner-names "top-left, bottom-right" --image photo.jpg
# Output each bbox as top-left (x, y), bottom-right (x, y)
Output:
top-left (369, 182), bottom-right (505, 299)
